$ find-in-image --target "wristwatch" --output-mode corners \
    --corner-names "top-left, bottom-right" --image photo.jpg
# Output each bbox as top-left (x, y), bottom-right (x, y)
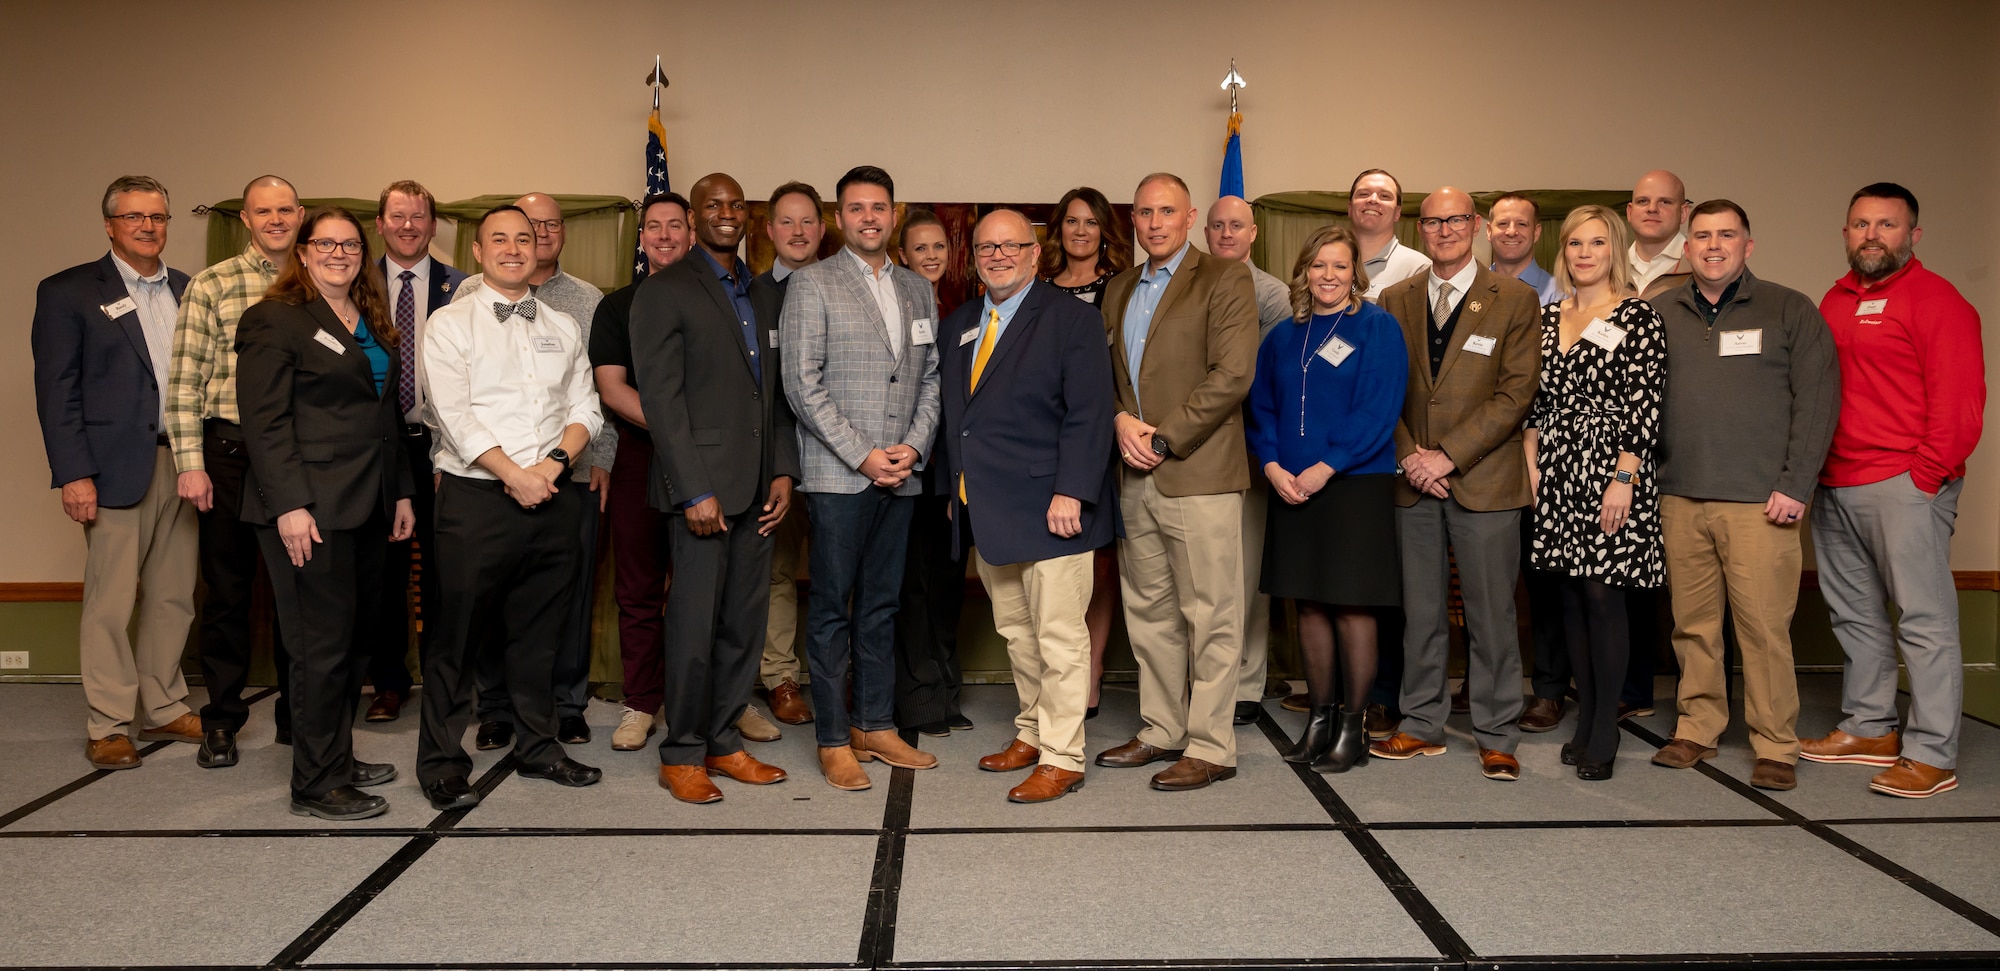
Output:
top-left (547, 447), bottom-right (572, 473)
top-left (1614, 469), bottom-right (1635, 484)
top-left (1150, 434), bottom-right (1172, 458)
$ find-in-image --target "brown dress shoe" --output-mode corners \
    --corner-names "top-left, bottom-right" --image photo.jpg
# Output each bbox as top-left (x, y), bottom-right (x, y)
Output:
top-left (768, 680), bottom-right (813, 725)
top-left (1364, 704), bottom-right (1399, 740)
top-left (1008, 765), bottom-right (1085, 803)
top-left (1751, 759), bottom-right (1797, 791)
top-left (704, 751), bottom-right (787, 785)
top-left (819, 745), bottom-right (872, 791)
top-left (659, 764), bottom-right (724, 803)
top-left (365, 690), bottom-right (402, 722)
top-left (979, 739), bottom-right (1040, 772)
top-left (1368, 731), bottom-right (1446, 760)
top-left (1478, 748), bottom-right (1520, 781)
top-left (1450, 681), bottom-right (1471, 714)
top-left (137, 712), bottom-right (202, 744)
top-left (1280, 692), bottom-right (1311, 713)
top-left (1616, 702), bottom-right (1656, 720)
top-left (737, 705), bottom-right (782, 743)
top-left (1801, 728), bottom-right (1901, 766)
top-left (1517, 697), bottom-right (1563, 733)
top-left (1651, 738), bottom-right (1719, 769)
top-left (849, 728), bottom-right (937, 769)
top-left (1868, 757), bottom-right (1958, 798)
top-left (1094, 737), bottom-right (1184, 768)
top-left (1150, 756), bottom-right (1236, 791)
top-left (86, 734), bottom-right (142, 769)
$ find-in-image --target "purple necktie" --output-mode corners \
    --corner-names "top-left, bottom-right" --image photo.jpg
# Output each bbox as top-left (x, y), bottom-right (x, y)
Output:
top-left (396, 270), bottom-right (417, 415)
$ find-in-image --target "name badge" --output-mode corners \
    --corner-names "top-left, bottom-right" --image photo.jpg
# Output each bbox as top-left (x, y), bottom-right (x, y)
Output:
top-left (959, 328), bottom-right (981, 347)
top-left (1463, 334), bottom-right (1497, 356)
top-left (1718, 329), bottom-right (1763, 356)
top-left (910, 317), bottom-right (935, 345)
top-left (768, 329), bottom-right (779, 350)
top-left (313, 330), bottom-right (346, 355)
top-left (532, 337), bottom-right (562, 353)
top-left (1317, 335), bottom-right (1356, 367)
top-left (100, 296), bottom-right (138, 319)
top-left (1855, 298), bottom-right (1888, 315)
top-left (1581, 317), bottom-right (1627, 352)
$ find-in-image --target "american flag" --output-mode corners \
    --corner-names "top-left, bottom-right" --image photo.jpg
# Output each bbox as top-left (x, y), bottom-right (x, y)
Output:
top-left (634, 90), bottom-right (671, 279)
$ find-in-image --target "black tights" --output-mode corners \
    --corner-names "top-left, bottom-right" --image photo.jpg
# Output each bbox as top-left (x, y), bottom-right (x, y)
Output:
top-left (1561, 576), bottom-right (1629, 766)
top-left (1298, 602), bottom-right (1377, 712)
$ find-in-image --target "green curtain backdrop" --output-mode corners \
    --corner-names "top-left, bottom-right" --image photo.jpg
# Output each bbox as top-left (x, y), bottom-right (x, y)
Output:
top-left (1250, 189), bottom-right (1631, 283)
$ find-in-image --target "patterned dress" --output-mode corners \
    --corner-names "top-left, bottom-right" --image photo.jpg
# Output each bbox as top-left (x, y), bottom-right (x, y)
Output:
top-left (1527, 297), bottom-right (1667, 588)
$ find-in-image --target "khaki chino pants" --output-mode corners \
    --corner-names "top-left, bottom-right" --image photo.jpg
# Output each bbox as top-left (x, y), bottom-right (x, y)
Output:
top-left (80, 446), bottom-right (198, 738)
top-left (975, 548), bottom-right (1093, 771)
top-left (761, 503), bottom-right (809, 689)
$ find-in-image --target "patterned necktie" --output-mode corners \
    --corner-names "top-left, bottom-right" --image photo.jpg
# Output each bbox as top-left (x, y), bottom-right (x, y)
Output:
top-left (960, 308), bottom-right (1002, 504)
top-left (396, 270), bottom-right (417, 415)
top-left (1432, 281), bottom-right (1455, 327)
top-left (493, 299), bottom-right (537, 322)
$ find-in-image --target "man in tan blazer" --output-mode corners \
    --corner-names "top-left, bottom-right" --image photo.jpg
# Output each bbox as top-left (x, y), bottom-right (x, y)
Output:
top-left (1095, 172), bottom-right (1259, 791)
top-left (1369, 187), bottom-right (1541, 781)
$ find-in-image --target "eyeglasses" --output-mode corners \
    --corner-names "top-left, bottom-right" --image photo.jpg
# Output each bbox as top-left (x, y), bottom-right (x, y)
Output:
top-left (529, 218), bottom-right (565, 233)
top-left (110, 213), bottom-right (171, 227)
top-left (1416, 214), bottom-right (1475, 234)
top-left (306, 238), bottom-right (365, 255)
top-left (973, 241), bottom-right (1032, 258)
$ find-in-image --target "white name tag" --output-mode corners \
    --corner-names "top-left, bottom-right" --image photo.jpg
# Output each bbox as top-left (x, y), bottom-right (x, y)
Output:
top-left (1317, 335), bottom-right (1356, 367)
top-left (959, 328), bottom-right (981, 347)
top-left (100, 296), bottom-right (138, 319)
top-left (1582, 317), bottom-right (1627, 352)
top-left (1718, 329), bottom-right (1763, 356)
top-left (910, 317), bottom-right (935, 345)
top-left (1856, 298), bottom-right (1888, 315)
top-left (1463, 334), bottom-right (1497, 356)
top-left (313, 330), bottom-right (346, 355)
top-left (768, 329), bottom-right (779, 349)
top-left (532, 337), bottom-right (562, 353)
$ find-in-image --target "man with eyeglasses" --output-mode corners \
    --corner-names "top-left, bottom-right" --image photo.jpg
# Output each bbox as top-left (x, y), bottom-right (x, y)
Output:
top-left (166, 174), bottom-right (302, 768)
top-left (1628, 170), bottom-right (1694, 300)
top-left (1350, 169), bottom-right (1431, 301)
top-left (1369, 187), bottom-right (1541, 782)
top-left (454, 192), bottom-right (612, 751)
top-left (33, 177), bottom-right (199, 769)
top-left (364, 180), bottom-right (467, 725)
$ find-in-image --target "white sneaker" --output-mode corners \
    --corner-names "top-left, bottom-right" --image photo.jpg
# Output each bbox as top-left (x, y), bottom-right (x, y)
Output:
top-left (738, 705), bottom-right (782, 743)
top-left (611, 707), bottom-right (656, 751)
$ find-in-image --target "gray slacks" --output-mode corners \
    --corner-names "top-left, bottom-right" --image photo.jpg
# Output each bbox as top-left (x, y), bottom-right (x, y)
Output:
top-left (1396, 495), bottom-right (1524, 753)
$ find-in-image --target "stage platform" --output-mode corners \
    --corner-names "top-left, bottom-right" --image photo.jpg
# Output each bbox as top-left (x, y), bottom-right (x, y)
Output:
top-left (3, 674), bottom-right (1998, 971)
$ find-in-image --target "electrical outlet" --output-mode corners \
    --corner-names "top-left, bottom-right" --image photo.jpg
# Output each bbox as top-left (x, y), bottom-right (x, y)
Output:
top-left (0, 652), bottom-right (27, 670)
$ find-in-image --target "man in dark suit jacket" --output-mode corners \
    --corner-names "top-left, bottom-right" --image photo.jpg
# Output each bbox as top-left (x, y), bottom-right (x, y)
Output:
top-left (364, 180), bottom-right (467, 722)
top-left (632, 173), bottom-right (802, 804)
top-left (936, 210), bottom-right (1116, 803)
top-left (31, 176), bottom-right (201, 769)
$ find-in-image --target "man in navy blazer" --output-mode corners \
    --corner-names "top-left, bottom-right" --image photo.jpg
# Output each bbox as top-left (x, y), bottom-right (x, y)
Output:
top-left (31, 176), bottom-right (202, 769)
top-left (935, 210), bottom-right (1117, 803)
top-left (364, 180), bottom-right (467, 723)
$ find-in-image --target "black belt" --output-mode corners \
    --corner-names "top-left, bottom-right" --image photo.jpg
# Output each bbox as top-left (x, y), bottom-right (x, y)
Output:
top-left (202, 418), bottom-right (243, 443)
top-left (156, 433), bottom-right (170, 446)
top-left (403, 423), bottom-right (429, 439)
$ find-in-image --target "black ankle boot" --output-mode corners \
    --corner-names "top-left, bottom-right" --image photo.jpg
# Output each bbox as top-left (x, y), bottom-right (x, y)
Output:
top-left (1312, 706), bottom-right (1370, 773)
top-left (1282, 705), bottom-right (1337, 764)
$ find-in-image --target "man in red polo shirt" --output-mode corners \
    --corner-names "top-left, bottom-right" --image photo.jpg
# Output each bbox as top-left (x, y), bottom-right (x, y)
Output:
top-left (1802, 182), bottom-right (1985, 799)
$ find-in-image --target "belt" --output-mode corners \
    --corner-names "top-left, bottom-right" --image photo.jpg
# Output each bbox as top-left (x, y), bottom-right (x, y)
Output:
top-left (156, 433), bottom-right (170, 446)
top-left (403, 423), bottom-right (429, 439)
top-left (202, 417), bottom-right (244, 443)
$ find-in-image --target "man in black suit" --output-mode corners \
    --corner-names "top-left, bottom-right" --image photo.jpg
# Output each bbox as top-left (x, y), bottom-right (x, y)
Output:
top-left (365, 179), bottom-right (467, 723)
top-left (935, 209), bottom-right (1117, 803)
top-left (631, 173), bottom-right (802, 804)
top-left (32, 176), bottom-right (201, 769)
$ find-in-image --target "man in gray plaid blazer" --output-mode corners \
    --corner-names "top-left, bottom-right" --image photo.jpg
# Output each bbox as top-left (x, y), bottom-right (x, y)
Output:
top-left (781, 165), bottom-right (943, 790)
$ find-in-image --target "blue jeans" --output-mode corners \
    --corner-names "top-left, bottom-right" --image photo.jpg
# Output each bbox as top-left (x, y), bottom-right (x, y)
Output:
top-left (803, 489), bottom-right (914, 748)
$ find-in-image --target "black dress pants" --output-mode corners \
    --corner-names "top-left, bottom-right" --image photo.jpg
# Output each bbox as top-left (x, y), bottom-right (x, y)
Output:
top-left (368, 429), bottom-right (435, 697)
top-left (195, 422), bottom-right (290, 734)
top-left (658, 506), bottom-right (772, 765)
top-left (417, 475), bottom-right (578, 785)
top-left (895, 491), bottom-right (967, 727)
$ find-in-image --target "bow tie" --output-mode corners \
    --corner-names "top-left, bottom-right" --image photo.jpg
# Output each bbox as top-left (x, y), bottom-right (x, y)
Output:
top-left (493, 300), bottom-right (537, 322)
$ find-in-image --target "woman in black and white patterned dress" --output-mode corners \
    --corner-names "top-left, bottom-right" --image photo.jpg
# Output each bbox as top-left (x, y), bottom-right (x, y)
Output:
top-left (1523, 204), bottom-right (1666, 781)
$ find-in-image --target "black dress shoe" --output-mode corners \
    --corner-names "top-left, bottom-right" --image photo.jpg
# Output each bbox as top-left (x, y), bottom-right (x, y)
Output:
top-left (517, 757), bottom-right (602, 787)
top-left (423, 776), bottom-right (481, 811)
top-left (352, 761), bottom-right (398, 787)
top-left (475, 720), bottom-right (513, 751)
top-left (1085, 706), bottom-right (1099, 720)
top-left (947, 713), bottom-right (974, 732)
top-left (290, 785), bottom-right (388, 821)
top-left (915, 720), bottom-right (951, 737)
top-left (1560, 742), bottom-right (1581, 766)
top-left (557, 715), bottom-right (591, 745)
top-left (1233, 700), bottom-right (1262, 725)
top-left (274, 725), bottom-right (292, 746)
top-left (1576, 760), bottom-right (1615, 781)
top-left (197, 728), bottom-right (238, 768)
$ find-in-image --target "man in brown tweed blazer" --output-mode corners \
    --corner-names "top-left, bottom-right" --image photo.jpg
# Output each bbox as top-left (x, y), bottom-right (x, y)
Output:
top-left (1369, 186), bottom-right (1542, 781)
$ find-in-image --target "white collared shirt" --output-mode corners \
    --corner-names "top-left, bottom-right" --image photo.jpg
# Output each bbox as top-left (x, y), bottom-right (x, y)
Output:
top-left (1426, 259), bottom-right (1478, 320)
top-left (846, 246), bottom-right (904, 359)
top-left (1629, 231), bottom-right (1687, 293)
top-left (1363, 236), bottom-right (1433, 301)
top-left (385, 256), bottom-right (431, 421)
top-left (422, 292), bottom-right (603, 480)
top-left (110, 251), bottom-right (178, 426)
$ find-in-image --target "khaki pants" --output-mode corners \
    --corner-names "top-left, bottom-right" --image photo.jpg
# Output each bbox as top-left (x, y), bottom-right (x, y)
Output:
top-left (1661, 496), bottom-right (1802, 762)
top-left (761, 503), bottom-right (808, 689)
top-left (1235, 475), bottom-right (1274, 702)
top-left (975, 548), bottom-right (1093, 771)
top-left (1117, 473), bottom-right (1244, 766)
top-left (80, 446), bottom-right (198, 738)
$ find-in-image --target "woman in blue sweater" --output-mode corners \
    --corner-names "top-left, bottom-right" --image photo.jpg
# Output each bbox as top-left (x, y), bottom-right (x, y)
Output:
top-left (1247, 225), bottom-right (1408, 772)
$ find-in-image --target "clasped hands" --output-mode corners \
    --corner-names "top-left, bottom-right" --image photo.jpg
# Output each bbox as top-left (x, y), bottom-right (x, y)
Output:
top-left (1266, 461), bottom-right (1333, 505)
top-left (1115, 412), bottom-right (1163, 470)
top-left (1401, 446), bottom-right (1453, 498)
top-left (860, 444), bottom-right (919, 488)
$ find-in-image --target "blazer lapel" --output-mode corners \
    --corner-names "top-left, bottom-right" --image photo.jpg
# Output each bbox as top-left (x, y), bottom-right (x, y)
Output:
top-left (836, 254), bottom-right (894, 352)
top-left (305, 300), bottom-right (374, 386)
top-left (1389, 281), bottom-right (1433, 394)
top-left (96, 258), bottom-right (156, 371)
top-left (1431, 274), bottom-right (1499, 387)
top-left (695, 261), bottom-right (761, 381)
top-left (1103, 271), bottom-right (1138, 400)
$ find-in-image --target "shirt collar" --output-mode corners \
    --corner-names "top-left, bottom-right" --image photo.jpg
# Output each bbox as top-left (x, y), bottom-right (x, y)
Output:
top-left (771, 262), bottom-right (796, 283)
top-left (110, 250), bottom-right (167, 286)
top-left (1837, 256), bottom-right (1921, 294)
top-left (1630, 232), bottom-right (1686, 269)
top-left (845, 245), bottom-right (893, 281)
top-left (1429, 259), bottom-right (1477, 294)
top-left (696, 246), bottom-right (748, 288)
top-left (1142, 241), bottom-right (1193, 284)
top-left (386, 254), bottom-right (429, 284)
top-left (1366, 237), bottom-right (1402, 266)
top-left (239, 241), bottom-right (280, 276)
top-left (982, 279), bottom-right (1035, 327)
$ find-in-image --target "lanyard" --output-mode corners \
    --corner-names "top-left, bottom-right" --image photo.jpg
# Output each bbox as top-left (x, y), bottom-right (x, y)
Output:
top-left (1297, 304), bottom-right (1354, 436)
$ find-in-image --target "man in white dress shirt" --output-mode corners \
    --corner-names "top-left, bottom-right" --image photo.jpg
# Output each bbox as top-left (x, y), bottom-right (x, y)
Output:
top-left (1628, 169), bottom-right (1694, 299)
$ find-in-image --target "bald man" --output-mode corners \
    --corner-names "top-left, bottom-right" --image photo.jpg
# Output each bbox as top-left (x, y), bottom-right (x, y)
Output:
top-left (454, 192), bottom-right (613, 751)
top-left (1628, 170), bottom-right (1695, 299)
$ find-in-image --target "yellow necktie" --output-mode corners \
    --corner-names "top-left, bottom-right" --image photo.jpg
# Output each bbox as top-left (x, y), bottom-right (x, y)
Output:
top-left (960, 308), bottom-right (1001, 503)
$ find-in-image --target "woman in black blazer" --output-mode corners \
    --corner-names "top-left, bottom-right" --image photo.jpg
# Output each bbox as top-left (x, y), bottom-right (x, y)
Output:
top-left (236, 207), bottom-right (414, 820)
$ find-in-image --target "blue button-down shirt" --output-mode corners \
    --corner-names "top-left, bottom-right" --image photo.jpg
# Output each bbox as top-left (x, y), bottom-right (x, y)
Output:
top-left (1122, 241), bottom-right (1191, 415)
top-left (1495, 260), bottom-right (1565, 307)
top-left (976, 278), bottom-right (1035, 349)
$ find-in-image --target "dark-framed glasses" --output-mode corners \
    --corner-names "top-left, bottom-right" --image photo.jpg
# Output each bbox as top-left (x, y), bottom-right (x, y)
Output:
top-left (1417, 214), bottom-right (1475, 233)
top-left (111, 213), bottom-right (171, 227)
top-left (529, 218), bottom-right (565, 233)
top-left (973, 241), bottom-right (1032, 258)
top-left (307, 238), bottom-right (365, 255)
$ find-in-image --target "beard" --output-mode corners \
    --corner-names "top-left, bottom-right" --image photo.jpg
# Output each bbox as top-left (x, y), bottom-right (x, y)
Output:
top-left (1847, 237), bottom-right (1913, 281)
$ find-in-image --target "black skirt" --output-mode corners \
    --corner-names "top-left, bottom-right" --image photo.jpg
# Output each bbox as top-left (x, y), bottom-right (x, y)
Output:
top-left (1260, 472), bottom-right (1401, 607)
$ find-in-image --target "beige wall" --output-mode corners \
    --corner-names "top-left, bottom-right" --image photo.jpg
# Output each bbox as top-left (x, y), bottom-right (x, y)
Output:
top-left (4, 0), bottom-right (1996, 580)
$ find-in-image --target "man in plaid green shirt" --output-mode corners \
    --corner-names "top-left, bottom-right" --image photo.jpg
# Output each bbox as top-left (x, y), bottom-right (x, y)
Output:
top-left (164, 175), bottom-right (302, 768)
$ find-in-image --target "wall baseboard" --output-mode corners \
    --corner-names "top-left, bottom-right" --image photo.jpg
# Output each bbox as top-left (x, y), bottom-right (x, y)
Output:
top-left (0, 583), bottom-right (82, 602)
top-left (1799, 571), bottom-right (1999, 592)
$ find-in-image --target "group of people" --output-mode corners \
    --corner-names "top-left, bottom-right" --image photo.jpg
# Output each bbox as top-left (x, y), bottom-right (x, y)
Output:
top-left (31, 162), bottom-right (1983, 820)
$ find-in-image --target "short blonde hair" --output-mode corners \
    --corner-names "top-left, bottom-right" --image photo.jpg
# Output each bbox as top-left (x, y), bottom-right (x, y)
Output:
top-left (1288, 224), bottom-right (1370, 322)
top-left (1552, 204), bottom-right (1635, 298)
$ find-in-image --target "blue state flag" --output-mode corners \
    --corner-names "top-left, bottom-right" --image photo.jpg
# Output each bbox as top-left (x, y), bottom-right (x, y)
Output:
top-left (1219, 110), bottom-right (1244, 199)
